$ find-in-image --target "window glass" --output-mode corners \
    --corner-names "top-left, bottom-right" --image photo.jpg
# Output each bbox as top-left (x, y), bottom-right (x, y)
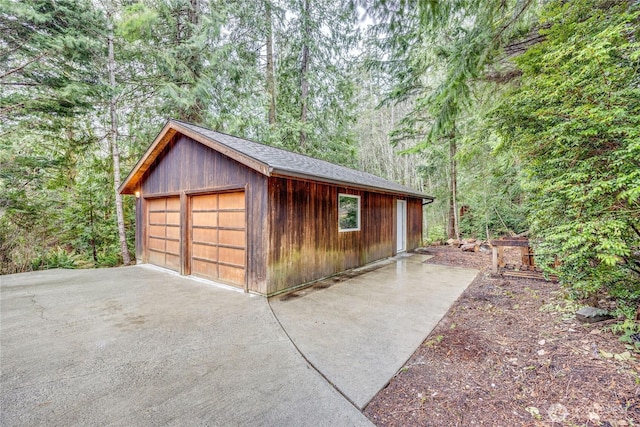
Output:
top-left (338, 194), bottom-right (360, 231)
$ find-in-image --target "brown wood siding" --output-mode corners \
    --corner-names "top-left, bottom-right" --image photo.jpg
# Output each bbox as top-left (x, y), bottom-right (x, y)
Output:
top-left (139, 135), bottom-right (268, 294)
top-left (135, 195), bottom-right (143, 261)
top-left (407, 198), bottom-right (423, 250)
top-left (267, 177), bottom-right (423, 295)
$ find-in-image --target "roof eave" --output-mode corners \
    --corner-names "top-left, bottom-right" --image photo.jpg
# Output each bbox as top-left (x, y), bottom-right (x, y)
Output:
top-left (119, 119), bottom-right (436, 202)
top-left (118, 120), bottom-right (176, 195)
top-left (270, 169), bottom-right (433, 200)
top-left (118, 119), bottom-right (271, 195)
top-left (170, 120), bottom-right (271, 177)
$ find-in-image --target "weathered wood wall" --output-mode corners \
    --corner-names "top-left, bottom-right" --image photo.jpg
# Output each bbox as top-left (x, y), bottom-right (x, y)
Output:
top-left (407, 198), bottom-right (423, 250)
top-left (267, 177), bottom-right (423, 295)
top-left (134, 133), bottom-right (423, 295)
top-left (135, 196), bottom-right (143, 261)
top-left (139, 134), bottom-right (269, 294)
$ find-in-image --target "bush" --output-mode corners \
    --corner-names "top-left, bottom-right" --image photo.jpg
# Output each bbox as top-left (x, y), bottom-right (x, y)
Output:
top-left (495, 0), bottom-right (640, 327)
top-left (31, 247), bottom-right (80, 270)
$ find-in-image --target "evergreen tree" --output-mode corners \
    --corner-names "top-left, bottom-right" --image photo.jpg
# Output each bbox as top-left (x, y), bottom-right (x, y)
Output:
top-left (365, 0), bottom-right (538, 239)
top-left (270, 0), bottom-right (360, 165)
top-left (0, 0), bottom-right (105, 122)
top-left (0, 0), bottom-right (110, 272)
top-left (495, 0), bottom-right (640, 320)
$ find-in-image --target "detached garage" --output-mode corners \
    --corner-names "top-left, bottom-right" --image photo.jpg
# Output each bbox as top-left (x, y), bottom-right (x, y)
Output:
top-left (119, 119), bottom-right (433, 296)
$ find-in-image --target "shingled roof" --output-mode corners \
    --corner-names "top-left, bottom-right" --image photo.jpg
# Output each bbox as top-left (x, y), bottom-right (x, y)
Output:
top-left (119, 119), bottom-right (433, 200)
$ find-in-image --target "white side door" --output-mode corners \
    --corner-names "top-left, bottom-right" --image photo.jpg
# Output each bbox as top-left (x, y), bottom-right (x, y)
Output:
top-left (396, 200), bottom-right (406, 252)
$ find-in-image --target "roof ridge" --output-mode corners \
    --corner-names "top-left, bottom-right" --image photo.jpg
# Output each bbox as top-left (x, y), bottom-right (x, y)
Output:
top-left (171, 118), bottom-right (266, 147)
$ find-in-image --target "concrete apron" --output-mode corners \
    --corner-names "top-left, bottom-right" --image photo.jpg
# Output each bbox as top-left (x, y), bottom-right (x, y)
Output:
top-left (0, 267), bottom-right (371, 426)
top-left (270, 253), bottom-right (479, 409)
top-left (0, 254), bottom-right (477, 425)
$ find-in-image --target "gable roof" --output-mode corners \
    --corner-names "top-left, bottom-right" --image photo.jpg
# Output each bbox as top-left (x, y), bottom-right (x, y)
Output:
top-left (119, 119), bottom-right (433, 200)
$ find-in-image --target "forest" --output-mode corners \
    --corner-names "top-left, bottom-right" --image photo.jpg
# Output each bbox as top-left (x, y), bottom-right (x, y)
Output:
top-left (1, 0), bottom-right (639, 329)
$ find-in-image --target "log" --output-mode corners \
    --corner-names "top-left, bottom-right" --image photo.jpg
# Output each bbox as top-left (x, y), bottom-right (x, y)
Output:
top-left (461, 243), bottom-right (478, 252)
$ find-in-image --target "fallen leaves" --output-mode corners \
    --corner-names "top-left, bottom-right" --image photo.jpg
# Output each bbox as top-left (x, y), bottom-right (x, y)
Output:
top-left (599, 349), bottom-right (636, 361)
top-left (365, 246), bottom-right (640, 426)
top-left (525, 406), bottom-right (541, 419)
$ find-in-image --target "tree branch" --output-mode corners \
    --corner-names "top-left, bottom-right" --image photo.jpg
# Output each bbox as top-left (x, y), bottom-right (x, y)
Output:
top-left (0, 82), bottom-right (38, 86)
top-left (0, 53), bottom-right (47, 80)
top-left (493, 0), bottom-right (535, 42)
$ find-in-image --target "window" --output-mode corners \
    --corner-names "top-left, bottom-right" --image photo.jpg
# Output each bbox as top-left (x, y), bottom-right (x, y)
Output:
top-left (338, 194), bottom-right (360, 232)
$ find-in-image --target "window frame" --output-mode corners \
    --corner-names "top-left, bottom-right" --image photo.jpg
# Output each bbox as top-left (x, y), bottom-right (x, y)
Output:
top-left (338, 193), bottom-right (361, 232)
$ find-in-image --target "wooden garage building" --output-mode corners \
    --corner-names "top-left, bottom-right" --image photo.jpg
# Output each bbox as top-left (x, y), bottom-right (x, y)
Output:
top-left (119, 119), bottom-right (433, 296)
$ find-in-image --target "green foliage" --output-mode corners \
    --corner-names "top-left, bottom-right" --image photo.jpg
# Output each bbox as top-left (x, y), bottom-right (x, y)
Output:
top-left (338, 195), bottom-right (359, 230)
top-left (118, 3), bottom-right (159, 41)
top-left (0, 0), bottom-right (106, 122)
top-left (0, 1), bottom-right (128, 273)
top-left (265, 0), bottom-right (360, 166)
top-left (453, 84), bottom-right (528, 238)
top-left (425, 224), bottom-right (446, 243)
top-left (60, 154), bottom-right (134, 268)
top-left (0, 116), bottom-right (133, 273)
top-left (0, 0), bottom-right (364, 274)
top-left (613, 319), bottom-right (640, 348)
top-left (31, 247), bottom-right (81, 270)
top-left (495, 0), bottom-right (640, 316)
top-left (364, 0), bottom-right (538, 240)
top-left (368, 0), bottom-right (539, 145)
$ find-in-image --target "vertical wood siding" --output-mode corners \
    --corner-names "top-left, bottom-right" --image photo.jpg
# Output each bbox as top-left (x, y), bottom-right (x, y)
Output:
top-left (407, 198), bottom-right (424, 250)
top-left (135, 196), bottom-right (143, 261)
top-left (140, 135), bottom-right (268, 294)
top-left (267, 177), bottom-right (423, 295)
top-left (137, 134), bottom-right (423, 295)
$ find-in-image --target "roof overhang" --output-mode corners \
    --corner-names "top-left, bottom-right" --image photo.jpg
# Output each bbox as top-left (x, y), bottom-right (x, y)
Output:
top-left (269, 169), bottom-right (433, 200)
top-left (118, 120), bottom-right (271, 194)
top-left (119, 120), bottom-right (435, 203)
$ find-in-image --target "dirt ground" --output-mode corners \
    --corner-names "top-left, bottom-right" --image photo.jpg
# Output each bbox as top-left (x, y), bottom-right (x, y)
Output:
top-left (365, 246), bottom-right (640, 427)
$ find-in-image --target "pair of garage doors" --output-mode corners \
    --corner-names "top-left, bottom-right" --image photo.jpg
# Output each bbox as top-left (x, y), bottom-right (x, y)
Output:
top-left (146, 191), bottom-right (246, 288)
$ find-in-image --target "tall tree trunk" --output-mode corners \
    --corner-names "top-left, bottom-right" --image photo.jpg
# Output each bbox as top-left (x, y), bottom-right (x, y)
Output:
top-left (188, 0), bottom-right (200, 26)
top-left (265, 0), bottom-right (276, 126)
top-left (181, 0), bottom-right (204, 123)
top-left (299, 0), bottom-right (310, 148)
top-left (89, 189), bottom-right (97, 263)
top-left (448, 135), bottom-right (460, 240)
top-left (107, 15), bottom-right (131, 266)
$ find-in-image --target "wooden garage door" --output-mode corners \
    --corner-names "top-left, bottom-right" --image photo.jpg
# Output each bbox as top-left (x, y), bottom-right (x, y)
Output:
top-left (147, 197), bottom-right (181, 271)
top-left (190, 192), bottom-right (246, 287)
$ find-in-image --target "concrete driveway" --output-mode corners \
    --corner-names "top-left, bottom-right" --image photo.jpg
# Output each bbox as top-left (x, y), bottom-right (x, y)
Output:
top-left (1, 254), bottom-right (477, 426)
top-left (270, 254), bottom-right (478, 409)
